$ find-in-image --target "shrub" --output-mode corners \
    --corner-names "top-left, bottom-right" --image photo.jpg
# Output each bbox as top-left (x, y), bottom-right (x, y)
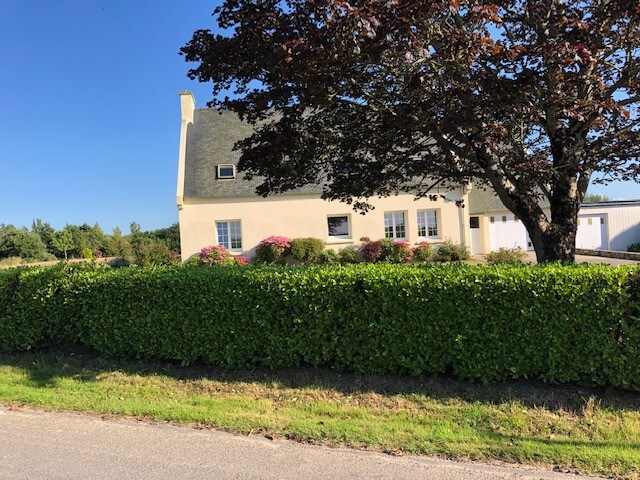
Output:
top-left (380, 239), bottom-right (413, 263)
top-left (108, 257), bottom-right (130, 269)
top-left (412, 242), bottom-right (433, 262)
top-left (254, 236), bottom-right (291, 264)
top-left (433, 240), bottom-right (471, 262)
top-left (197, 245), bottom-right (247, 267)
top-left (359, 237), bottom-right (383, 263)
top-left (319, 249), bottom-right (340, 265)
top-left (628, 243), bottom-right (640, 253)
top-left (131, 237), bottom-right (179, 267)
top-left (1, 263), bottom-right (639, 392)
top-left (339, 247), bottom-right (359, 264)
top-left (486, 247), bottom-right (527, 265)
top-left (81, 248), bottom-right (93, 259)
top-left (289, 238), bottom-right (325, 264)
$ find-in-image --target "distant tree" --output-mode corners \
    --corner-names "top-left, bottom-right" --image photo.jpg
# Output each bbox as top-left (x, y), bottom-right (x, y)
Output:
top-left (104, 227), bottom-right (133, 259)
top-left (31, 219), bottom-right (55, 252)
top-left (51, 230), bottom-right (74, 260)
top-left (0, 224), bottom-right (52, 262)
top-left (129, 222), bottom-right (142, 236)
top-left (583, 193), bottom-right (612, 203)
top-left (148, 223), bottom-right (180, 253)
top-left (182, 0), bottom-right (640, 262)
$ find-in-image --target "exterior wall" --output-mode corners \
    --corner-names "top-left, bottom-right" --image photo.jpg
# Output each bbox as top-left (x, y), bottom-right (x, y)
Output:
top-left (179, 189), bottom-right (469, 261)
top-left (580, 204), bottom-right (640, 251)
top-left (471, 203), bottom-right (640, 254)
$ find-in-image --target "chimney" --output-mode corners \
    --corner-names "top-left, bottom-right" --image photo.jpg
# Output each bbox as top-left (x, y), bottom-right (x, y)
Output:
top-left (179, 91), bottom-right (195, 124)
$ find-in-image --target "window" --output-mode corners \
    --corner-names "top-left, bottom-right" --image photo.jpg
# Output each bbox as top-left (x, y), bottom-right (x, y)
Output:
top-left (470, 216), bottom-right (480, 229)
top-left (502, 216), bottom-right (507, 223)
top-left (216, 164), bottom-right (236, 179)
top-left (384, 212), bottom-right (406, 240)
top-left (417, 210), bottom-right (440, 238)
top-left (216, 221), bottom-right (242, 250)
top-left (327, 215), bottom-right (350, 238)
top-left (489, 217), bottom-right (495, 224)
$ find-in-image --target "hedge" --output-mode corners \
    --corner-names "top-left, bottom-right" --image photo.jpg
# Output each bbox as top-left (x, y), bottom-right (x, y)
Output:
top-left (1, 263), bottom-right (639, 390)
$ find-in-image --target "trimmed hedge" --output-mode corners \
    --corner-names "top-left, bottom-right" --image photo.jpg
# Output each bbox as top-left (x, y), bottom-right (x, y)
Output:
top-left (1, 263), bottom-right (639, 390)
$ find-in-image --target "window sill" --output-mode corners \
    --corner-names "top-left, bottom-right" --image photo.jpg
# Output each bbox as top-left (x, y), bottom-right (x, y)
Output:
top-left (326, 238), bottom-right (353, 245)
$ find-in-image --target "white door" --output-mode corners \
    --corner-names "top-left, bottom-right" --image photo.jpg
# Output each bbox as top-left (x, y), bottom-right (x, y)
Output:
top-left (576, 215), bottom-right (607, 250)
top-left (470, 216), bottom-right (483, 254)
top-left (488, 214), bottom-right (529, 251)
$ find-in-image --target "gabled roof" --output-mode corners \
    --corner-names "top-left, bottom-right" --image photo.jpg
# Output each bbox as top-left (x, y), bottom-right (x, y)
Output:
top-left (183, 109), bottom-right (323, 198)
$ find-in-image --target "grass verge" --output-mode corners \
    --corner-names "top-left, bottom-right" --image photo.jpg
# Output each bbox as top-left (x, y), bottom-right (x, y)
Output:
top-left (0, 351), bottom-right (638, 479)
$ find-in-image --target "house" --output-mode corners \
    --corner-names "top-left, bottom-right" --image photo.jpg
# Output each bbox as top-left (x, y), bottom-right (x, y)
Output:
top-left (176, 92), bottom-right (471, 261)
top-left (176, 91), bottom-right (639, 259)
top-left (468, 188), bottom-right (640, 254)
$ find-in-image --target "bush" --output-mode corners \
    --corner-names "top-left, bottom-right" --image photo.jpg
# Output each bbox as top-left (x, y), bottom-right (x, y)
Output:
top-left (359, 238), bottom-right (382, 263)
top-left (380, 239), bottom-right (412, 263)
top-left (0, 225), bottom-right (51, 262)
top-left (130, 237), bottom-right (179, 267)
top-left (628, 243), bottom-right (640, 253)
top-left (81, 248), bottom-right (93, 260)
top-left (254, 236), bottom-right (291, 264)
top-left (433, 240), bottom-right (471, 262)
top-left (2, 263), bottom-right (639, 391)
top-left (108, 257), bottom-right (130, 269)
top-left (196, 245), bottom-right (247, 267)
top-left (412, 242), bottom-right (433, 262)
top-left (319, 249), bottom-right (340, 265)
top-left (289, 238), bottom-right (325, 264)
top-left (486, 247), bottom-right (527, 265)
top-left (338, 247), bottom-right (359, 264)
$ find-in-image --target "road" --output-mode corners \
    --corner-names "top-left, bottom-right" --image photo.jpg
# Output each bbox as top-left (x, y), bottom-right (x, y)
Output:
top-left (0, 407), bottom-right (602, 480)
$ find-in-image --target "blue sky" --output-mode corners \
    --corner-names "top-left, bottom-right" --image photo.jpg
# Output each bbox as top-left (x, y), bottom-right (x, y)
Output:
top-left (0, 1), bottom-right (638, 233)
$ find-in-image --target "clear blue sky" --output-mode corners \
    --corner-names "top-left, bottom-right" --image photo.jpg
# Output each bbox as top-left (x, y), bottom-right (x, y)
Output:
top-left (1, 1), bottom-right (638, 233)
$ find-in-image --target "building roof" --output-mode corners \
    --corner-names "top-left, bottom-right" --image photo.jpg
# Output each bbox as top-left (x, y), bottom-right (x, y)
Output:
top-left (183, 109), bottom-right (324, 199)
top-left (468, 185), bottom-right (640, 214)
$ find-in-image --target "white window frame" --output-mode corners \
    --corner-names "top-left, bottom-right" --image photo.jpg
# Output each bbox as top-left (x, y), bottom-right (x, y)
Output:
top-left (216, 220), bottom-right (242, 251)
top-left (417, 209), bottom-right (441, 239)
top-left (216, 164), bottom-right (236, 179)
top-left (384, 211), bottom-right (407, 240)
top-left (327, 214), bottom-right (351, 239)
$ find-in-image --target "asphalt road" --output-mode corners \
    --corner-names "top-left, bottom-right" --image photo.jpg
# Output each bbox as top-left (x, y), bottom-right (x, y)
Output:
top-left (0, 407), bottom-right (603, 480)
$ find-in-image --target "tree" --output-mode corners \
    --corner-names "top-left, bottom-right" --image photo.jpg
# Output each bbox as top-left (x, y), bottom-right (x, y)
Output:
top-left (51, 230), bottom-right (74, 260)
top-left (0, 224), bottom-right (52, 262)
top-left (148, 223), bottom-right (181, 253)
top-left (104, 227), bottom-right (133, 258)
top-left (31, 219), bottom-right (55, 252)
top-left (583, 192), bottom-right (612, 203)
top-left (182, 0), bottom-right (639, 262)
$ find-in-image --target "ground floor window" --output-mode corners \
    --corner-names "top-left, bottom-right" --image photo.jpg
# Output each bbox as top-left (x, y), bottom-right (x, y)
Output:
top-left (216, 220), bottom-right (242, 250)
top-left (384, 212), bottom-right (406, 240)
top-left (417, 210), bottom-right (439, 238)
top-left (327, 215), bottom-right (351, 238)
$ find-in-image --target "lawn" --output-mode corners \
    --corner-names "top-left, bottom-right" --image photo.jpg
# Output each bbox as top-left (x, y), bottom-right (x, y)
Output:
top-left (0, 351), bottom-right (638, 479)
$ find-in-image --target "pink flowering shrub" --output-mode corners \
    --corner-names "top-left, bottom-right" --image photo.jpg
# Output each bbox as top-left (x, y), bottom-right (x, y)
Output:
top-left (254, 236), bottom-right (291, 264)
top-left (197, 245), bottom-right (246, 267)
top-left (359, 238), bottom-right (413, 263)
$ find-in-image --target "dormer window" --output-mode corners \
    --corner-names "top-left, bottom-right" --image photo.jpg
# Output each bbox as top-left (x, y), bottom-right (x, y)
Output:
top-left (216, 164), bottom-right (236, 179)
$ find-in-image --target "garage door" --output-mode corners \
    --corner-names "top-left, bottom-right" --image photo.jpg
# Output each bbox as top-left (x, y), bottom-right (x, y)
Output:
top-left (488, 214), bottom-right (530, 251)
top-left (576, 215), bottom-right (607, 250)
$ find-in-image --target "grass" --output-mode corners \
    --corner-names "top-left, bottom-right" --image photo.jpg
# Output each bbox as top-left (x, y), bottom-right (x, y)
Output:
top-left (0, 351), bottom-right (639, 479)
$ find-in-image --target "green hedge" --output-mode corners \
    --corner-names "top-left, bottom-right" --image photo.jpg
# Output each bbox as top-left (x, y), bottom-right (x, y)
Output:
top-left (1, 263), bottom-right (639, 390)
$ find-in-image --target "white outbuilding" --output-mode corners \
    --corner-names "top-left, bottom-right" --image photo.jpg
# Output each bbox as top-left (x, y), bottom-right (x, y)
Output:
top-left (468, 188), bottom-right (640, 254)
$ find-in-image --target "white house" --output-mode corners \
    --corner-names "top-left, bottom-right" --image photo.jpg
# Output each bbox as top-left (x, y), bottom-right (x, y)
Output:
top-left (176, 91), bottom-right (640, 259)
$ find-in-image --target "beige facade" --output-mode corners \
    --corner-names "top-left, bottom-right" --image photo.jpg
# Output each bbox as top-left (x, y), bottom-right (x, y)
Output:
top-left (179, 190), bottom-right (471, 260)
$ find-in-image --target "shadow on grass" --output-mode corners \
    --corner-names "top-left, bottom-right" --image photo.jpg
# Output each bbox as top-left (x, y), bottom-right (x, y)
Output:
top-left (2, 347), bottom-right (639, 414)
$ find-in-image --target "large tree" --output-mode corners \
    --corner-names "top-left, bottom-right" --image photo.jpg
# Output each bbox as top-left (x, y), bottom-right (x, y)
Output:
top-left (182, 0), bottom-right (639, 262)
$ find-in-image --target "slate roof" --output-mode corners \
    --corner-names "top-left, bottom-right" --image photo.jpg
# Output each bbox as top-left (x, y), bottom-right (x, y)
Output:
top-left (468, 185), bottom-right (550, 214)
top-left (184, 109), bottom-right (324, 198)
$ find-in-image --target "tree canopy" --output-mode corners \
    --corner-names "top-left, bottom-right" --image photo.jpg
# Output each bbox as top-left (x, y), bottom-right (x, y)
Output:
top-left (182, 0), bottom-right (639, 261)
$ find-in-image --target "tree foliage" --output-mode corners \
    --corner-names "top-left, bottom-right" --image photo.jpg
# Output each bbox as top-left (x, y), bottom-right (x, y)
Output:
top-left (182, 0), bottom-right (640, 262)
